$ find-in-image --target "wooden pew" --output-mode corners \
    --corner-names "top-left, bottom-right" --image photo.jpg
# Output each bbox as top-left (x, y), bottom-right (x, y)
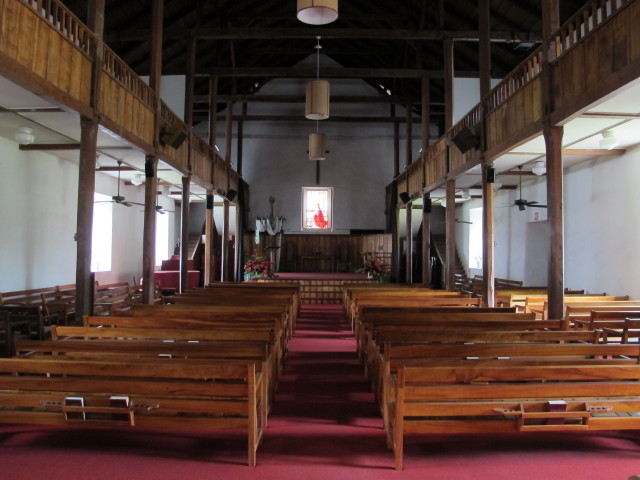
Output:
top-left (563, 302), bottom-right (640, 328)
top-left (0, 357), bottom-right (265, 466)
top-left (387, 359), bottom-right (640, 470)
top-left (524, 295), bottom-right (627, 320)
top-left (601, 318), bottom-right (640, 344)
top-left (41, 284), bottom-right (78, 325)
top-left (94, 282), bottom-right (135, 315)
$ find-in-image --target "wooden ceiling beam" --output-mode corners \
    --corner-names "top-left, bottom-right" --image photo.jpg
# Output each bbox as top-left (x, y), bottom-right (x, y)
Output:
top-left (192, 94), bottom-right (445, 105)
top-left (105, 27), bottom-right (541, 44)
top-left (194, 67), bottom-right (476, 79)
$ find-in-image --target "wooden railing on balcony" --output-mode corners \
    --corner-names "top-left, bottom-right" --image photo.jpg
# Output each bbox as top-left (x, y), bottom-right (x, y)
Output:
top-left (552, 0), bottom-right (630, 60)
top-left (396, 0), bottom-right (639, 201)
top-left (21, 0), bottom-right (92, 55)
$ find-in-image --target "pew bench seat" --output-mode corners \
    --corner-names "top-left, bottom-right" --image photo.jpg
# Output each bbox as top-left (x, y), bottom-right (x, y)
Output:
top-left (387, 361), bottom-right (640, 470)
top-left (0, 357), bottom-right (265, 466)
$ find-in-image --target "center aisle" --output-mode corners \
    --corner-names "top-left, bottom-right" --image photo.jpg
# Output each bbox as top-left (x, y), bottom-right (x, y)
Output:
top-left (257, 304), bottom-right (390, 473)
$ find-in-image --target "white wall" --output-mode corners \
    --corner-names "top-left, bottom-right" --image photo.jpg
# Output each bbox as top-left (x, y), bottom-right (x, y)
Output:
top-left (453, 147), bottom-right (640, 297)
top-left (0, 136), bottom-right (175, 291)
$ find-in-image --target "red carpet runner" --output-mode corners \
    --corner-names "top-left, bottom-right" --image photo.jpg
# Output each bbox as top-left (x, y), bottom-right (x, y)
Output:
top-left (0, 305), bottom-right (639, 479)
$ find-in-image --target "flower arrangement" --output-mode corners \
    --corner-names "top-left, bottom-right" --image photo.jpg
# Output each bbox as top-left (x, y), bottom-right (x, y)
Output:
top-left (243, 253), bottom-right (272, 281)
top-left (356, 252), bottom-right (390, 282)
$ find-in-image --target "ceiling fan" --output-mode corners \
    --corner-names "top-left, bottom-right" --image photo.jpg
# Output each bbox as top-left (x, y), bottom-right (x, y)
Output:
top-left (96, 160), bottom-right (144, 208)
top-left (512, 165), bottom-right (547, 211)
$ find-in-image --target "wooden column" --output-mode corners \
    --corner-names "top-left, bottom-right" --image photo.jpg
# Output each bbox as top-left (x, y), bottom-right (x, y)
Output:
top-left (184, 36), bottom-right (196, 127)
top-left (479, 0), bottom-right (494, 306)
top-left (221, 199), bottom-right (230, 281)
top-left (542, 0), bottom-right (563, 319)
top-left (392, 105), bottom-right (400, 177)
top-left (206, 76), bottom-right (218, 285)
top-left (220, 102), bottom-right (233, 282)
top-left (237, 102), bottom-right (247, 175)
top-left (445, 179), bottom-right (456, 290)
top-left (204, 192), bottom-right (214, 285)
top-left (443, 38), bottom-right (454, 130)
top-left (405, 201), bottom-right (413, 284)
top-left (544, 124), bottom-right (564, 319)
top-left (75, 116), bottom-right (99, 318)
top-left (142, 156), bottom-right (158, 303)
top-left (75, 0), bottom-right (104, 317)
top-left (141, 0), bottom-right (163, 303)
top-left (209, 76), bottom-right (219, 150)
top-left (180, 176), bottom-right (191, 293)
top-left (390, 184), bottom-right (401, 283)
top-left (482, 165), bottom-right (495, 306)
top-left (406, 103), bottom-right (413, 168)
top-left (421, 194), bottom-right (432, 286)
top-left (421, 78), bottom-right (431, 286)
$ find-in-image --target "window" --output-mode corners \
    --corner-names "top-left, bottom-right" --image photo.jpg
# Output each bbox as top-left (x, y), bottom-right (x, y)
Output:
top-left (302, 187), bottom-right (333, 231)
top-left (468, 207), bottom-right (483, 269)
top-left (91, 193), bottom-right (113, 272)
top-left (155, 210), bottom-right (170, 267)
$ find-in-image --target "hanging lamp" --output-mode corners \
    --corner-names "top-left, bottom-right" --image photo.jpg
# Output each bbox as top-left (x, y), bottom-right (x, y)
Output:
top-left (308, 131), bottom-right (326, 160)
top-left (297, 0), bottom-right (338, 25)
top-left (305, 37), bottom-right (329, 120)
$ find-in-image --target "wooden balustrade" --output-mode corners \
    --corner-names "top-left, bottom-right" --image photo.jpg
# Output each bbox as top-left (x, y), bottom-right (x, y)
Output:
top-left (21, 0), bottom-right (92, 55)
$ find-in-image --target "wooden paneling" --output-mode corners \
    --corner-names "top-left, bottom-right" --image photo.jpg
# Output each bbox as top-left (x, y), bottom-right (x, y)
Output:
top-left (244, 234), bottom-right (391, 274)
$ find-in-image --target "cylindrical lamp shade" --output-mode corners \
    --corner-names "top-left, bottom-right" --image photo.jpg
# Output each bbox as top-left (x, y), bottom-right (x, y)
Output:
top-left (308, 133), bottom-right (326, 160)
top-left (297, 0), bottom-right (338, 25)
top-left (305, 80), bottom-right (330, 120)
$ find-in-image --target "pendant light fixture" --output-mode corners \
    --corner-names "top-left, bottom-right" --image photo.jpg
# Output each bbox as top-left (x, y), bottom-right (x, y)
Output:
top-left (305, 36), bottom-right (329, 120)
top-left (308, 132), bottom-right (326, 160)
top-left (297, 0), bottom-right (338, 25)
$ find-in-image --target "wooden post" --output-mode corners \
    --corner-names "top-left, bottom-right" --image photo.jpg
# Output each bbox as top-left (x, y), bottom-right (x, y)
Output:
top-left (180, 176), bottom-right (191, 293)
top-left (479, 0), bottom-right (494, 306)
top-left (542, 0), bottom-right (564, 319)
top-left (445, 179), bottom-right (456, 290)
top-left (392, 105), bottom-right (399, 177)
top-left (141, 156), bottom-right (158, 303)
top-left (443, 38), bottom-right (454, 131)
top-left (75, 116), bottom-right (98, 318)
top-left (184, 36), bottom-right (196, 127)
top-left (421, 194), bottom-right (432, 286)
top-left (405, 201), bottom-right (413, 284)
top-left (204, 192), bottom-right (214, 285)
top-left (482, 165), bottom-right (495, 306)
top-left (421, 78), bottom-right (431, 286)
top-left (221, 199), bottom-right (230, 281)
top-left (75, 0), bottom-right (104, 317)
top-left (406, 103), bottom-right (413, 168)
top-left (545, 124), bottom-right (564, 319)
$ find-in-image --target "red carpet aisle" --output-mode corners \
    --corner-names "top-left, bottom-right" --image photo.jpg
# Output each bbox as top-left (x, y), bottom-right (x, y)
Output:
top-left (1, 305), bottom-right (640, 479)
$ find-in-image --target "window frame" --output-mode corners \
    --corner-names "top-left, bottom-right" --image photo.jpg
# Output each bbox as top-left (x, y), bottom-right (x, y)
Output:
top-left (301, 187), bottom-right (333, 232)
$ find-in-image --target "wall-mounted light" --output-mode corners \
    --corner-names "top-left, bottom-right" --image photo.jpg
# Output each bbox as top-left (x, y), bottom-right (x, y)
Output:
top-left (15, 126), bottom-right (35, 145)
top-left (599, 130), bottom-right (618, 150)
top-left (460, 189), bottom-right (471, 200)
top-left (297, 0), bottom-right (338, 25)
top-left (131, 173), bottom-right (145, 186)
top-left (532, 160), bottom-right (547, 176)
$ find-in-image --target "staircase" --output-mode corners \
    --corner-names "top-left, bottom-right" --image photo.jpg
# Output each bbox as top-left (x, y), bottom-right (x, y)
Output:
top-left (431, 235), bottom-right (467, 289)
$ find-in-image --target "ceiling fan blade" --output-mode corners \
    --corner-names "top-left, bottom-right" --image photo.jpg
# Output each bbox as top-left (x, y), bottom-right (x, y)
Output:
top-left (528, 204), bottom-right (547, 208)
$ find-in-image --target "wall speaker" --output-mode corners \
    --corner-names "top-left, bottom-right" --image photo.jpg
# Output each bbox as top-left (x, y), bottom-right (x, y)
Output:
top-left (422, 196), bottom-right (431, 213)
top-left (451, 127), bottom-right (479, 153)
top-left (206, 194), bottom-right (214, 209)
top-left (161, 123), bottom-right (188, 149)
top-left (486, 166), bottom-right (496, 183)
top-left (226, 189), bottom-right (237, 202)
top-left (399, 192), bottom-right (411, 205)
